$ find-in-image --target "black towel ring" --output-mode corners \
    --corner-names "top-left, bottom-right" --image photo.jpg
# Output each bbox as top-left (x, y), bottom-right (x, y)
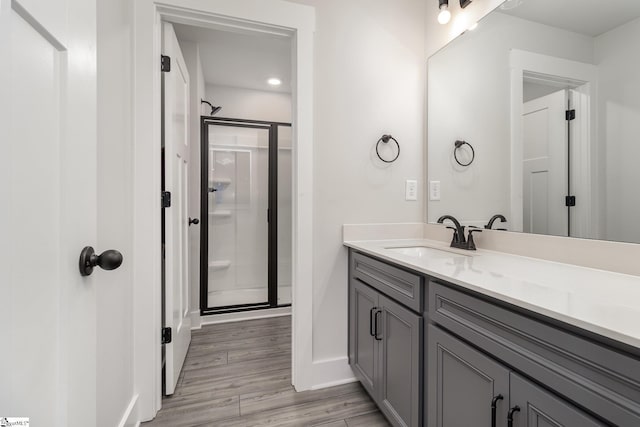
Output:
top-left (376, 134), bottom-right (400, 163)
top-left (454, 140), bottom-right (475, 167)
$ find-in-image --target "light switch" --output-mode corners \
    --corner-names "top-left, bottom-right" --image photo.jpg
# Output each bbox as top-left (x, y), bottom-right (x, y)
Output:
top-left (430, 180), bottom-right (441, 201)
top-left (405, 180), bottom-right (418, 201)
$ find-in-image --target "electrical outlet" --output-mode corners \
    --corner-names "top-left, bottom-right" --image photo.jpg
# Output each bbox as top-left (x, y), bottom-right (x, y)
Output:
top-left (405, 180), bottom-right (418, 201)
top-left (430, 181), bottom-right (441, 201)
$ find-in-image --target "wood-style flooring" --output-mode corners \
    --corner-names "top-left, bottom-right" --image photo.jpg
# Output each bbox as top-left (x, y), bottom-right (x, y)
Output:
top-left (142, 315), bottom-right (390, 427)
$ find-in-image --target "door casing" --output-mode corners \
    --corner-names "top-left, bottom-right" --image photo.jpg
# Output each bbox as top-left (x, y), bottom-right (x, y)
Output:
top-left (132, 0), bottom-right (315, 421)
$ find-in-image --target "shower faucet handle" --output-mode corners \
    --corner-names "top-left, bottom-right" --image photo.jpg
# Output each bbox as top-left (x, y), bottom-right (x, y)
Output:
top-left (208, 188), bottom-right (217, 193)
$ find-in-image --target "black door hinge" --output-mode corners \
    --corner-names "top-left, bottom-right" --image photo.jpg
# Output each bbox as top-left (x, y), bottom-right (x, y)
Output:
top-left (162, 191), bottom-right (172, 208)
top-left (161, 55), bottom-right (171, 72)
top-left (161, 327), bottom-right (172, 344)
top-left (565, 196), bottom-right (576, 207)
top-left (566, 109), bottom-right (576, 121)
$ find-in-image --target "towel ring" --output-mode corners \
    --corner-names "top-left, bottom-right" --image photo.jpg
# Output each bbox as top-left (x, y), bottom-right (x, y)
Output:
top-left (376, 135), bottom-right (400, 163)
top-left (454, 140), bottom-right (475, 167)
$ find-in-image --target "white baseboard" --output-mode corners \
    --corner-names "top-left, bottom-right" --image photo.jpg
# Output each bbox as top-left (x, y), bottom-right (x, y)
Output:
top-left (189, 309), bottom-right (202, 330)
top-left (200, 306), bottom-right (291, 325)
top-left (310, 356), bottom-right (356, 390)
top-left (117, 393), bottom-right (140, 427)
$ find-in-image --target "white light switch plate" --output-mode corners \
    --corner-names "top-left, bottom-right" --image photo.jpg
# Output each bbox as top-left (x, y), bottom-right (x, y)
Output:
top-left (429, 180), bottom-right (441, 201)
top-left (405, 180), bottom-right (418, 201)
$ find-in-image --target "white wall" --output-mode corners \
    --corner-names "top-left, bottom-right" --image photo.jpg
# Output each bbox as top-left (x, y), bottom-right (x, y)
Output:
top-left (595, 17), bottom-right (640, 243)
top-left (427, 12), bottom-right (593, 225)
top-left (96, 0), bottom-right (137, 425)
top-left (179, 40), bottom-right (205, 327)
top-left (205, 84), bottom-right (292, 123)
top-left (286, 0), bottom-right (426, 362)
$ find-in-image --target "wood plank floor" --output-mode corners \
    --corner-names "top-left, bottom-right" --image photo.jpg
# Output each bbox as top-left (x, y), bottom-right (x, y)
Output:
top-left (142, 315), bottom-right (390, 427)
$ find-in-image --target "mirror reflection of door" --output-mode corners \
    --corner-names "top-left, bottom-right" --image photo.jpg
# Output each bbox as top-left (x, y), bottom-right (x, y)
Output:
top-left (522, 89), bottom-right (568, 236)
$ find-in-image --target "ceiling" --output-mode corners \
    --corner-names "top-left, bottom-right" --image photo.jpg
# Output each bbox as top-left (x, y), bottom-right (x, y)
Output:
top-left (498, 0), bottom-right (640, 37)
top-left (174, 24), bottom-right (292, 93)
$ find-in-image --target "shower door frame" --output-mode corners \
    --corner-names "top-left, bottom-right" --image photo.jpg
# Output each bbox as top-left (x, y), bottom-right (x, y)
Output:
top-left (200, 116), bottom-right (292, 315)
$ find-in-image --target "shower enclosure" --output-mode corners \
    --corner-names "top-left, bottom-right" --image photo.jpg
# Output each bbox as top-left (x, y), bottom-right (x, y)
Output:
top-left (200, 116), bottom-right (292, 314)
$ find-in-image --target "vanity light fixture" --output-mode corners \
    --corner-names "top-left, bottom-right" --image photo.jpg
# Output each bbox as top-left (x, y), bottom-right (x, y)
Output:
top-left (438, 0), bottom-right (473, 25)
top-left (438, 0), bottom-right (451, 24)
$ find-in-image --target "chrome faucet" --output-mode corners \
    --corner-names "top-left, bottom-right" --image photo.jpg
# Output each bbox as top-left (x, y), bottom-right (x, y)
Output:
top-left (485, 214), bottom-right (507, 230)
top-left (437, 215), bottom-right (482, 250)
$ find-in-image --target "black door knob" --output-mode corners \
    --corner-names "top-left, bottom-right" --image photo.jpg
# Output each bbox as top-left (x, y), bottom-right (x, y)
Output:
top-left (189, 217), bottom-right (200, 226)
top-left (79, 246), bottom-right (123, 276)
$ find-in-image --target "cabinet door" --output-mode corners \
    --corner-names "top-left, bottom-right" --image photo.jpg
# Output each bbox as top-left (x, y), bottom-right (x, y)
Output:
top-left (378, 295), bottom-right (422, 427)
top-left (509, 373), bottom-right (606, 427)
top-left (428, 325), bottom-right (510, 427)
top-left (349, 278), bottom-right (379, 396)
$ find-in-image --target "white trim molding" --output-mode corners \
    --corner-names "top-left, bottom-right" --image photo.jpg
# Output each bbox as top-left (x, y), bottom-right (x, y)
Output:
top-left (133, 0), bottom-right (315, 421)
top-left (117, 393), bottom-right (140, 427)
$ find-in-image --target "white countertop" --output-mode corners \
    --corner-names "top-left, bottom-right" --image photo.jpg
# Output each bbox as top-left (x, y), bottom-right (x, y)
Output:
top-left (344, 238), bottom-right (640, 350)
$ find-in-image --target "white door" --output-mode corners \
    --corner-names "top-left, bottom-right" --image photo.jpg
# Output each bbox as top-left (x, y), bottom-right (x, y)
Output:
top-left (1, 0), bottom-right (98, 426)
top-left (162, 22), bottom-right (192, 395)
top-left (523, 90), bottom-right (568, 237)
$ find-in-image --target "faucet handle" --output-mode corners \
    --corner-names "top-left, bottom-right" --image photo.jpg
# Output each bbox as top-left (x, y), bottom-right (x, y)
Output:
top-left (466, 227), bottom-right (482, 251)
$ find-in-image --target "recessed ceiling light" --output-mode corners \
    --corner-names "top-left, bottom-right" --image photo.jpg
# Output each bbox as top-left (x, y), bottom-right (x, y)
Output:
top-left (267, 78), bottom-right (282, 86)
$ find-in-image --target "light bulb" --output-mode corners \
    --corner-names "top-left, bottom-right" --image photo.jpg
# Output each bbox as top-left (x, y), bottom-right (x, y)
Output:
top-left (267, 78), bottom-right (282, 86)
top-left (438, 5), bottom-right (451, 25)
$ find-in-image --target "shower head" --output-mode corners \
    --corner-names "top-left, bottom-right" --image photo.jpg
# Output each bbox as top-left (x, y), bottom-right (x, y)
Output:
top-left (201, 99), bottom-right (222, 116)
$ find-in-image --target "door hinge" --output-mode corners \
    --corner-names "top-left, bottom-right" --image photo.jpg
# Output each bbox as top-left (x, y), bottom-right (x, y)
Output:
top-left (565, 196), bottom-right (576, 207)
top-left (162, 327), bottom-right (172, 344)
top-left (162, 191), bottom-right (172, 208)
top-left (565, 109), bottom-right (576, 121)
top-left (161, 55), bottom-right (171, 72)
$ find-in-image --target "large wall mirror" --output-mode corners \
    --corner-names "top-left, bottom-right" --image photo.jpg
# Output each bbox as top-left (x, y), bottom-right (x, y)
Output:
top-left (427, 0), bottom-right (640, 244)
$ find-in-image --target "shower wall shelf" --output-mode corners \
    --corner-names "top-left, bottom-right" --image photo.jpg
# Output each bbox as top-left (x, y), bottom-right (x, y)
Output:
top-left (210, 210), bottom-right (232, 218)
top-left (209, 260), bottom-right (231, 271)
top-left (212, 178), bottom-right (231, 185)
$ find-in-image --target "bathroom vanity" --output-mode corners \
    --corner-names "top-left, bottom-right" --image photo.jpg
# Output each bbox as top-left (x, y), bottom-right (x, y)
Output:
top-left (346, 240), bottom-right (640, 427)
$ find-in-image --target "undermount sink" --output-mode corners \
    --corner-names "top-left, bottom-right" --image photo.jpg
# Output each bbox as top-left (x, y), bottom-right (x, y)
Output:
top-left (385, 245), bottom-right (471, 259)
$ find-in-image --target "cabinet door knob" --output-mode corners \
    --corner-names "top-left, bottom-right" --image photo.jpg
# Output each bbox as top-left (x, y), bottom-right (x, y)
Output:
top-left (507, 406), bottom-right (520, 427)
top-left (491, 395), bottom-right (503, 427)
top-left (189, 217), bottom-right (200, 226)
top-left (79, 246), bottom-right (123, 276)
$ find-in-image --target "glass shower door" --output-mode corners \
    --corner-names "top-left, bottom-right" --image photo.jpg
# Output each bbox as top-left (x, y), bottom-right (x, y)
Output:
top-left (206, 124), bottom-right (270, 308)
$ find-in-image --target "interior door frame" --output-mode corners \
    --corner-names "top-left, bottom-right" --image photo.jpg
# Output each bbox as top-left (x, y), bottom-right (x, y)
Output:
top-left (509, 49), bottom-right (598, 236)
top-left (132, 0), bottom-right (315, 421)
top-left (200, 116), bottom-right (292, 315)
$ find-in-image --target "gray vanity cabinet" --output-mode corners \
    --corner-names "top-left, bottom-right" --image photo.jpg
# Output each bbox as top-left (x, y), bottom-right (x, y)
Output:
top-left (428, 324), bottom-right (509, 427)
top-left (349, 251), bottom-right (424, 427)
top-left (378, 294), bottom-right (422, 427)
top-left (348, 249), bottom-right (640, 427)
top-left (350, 278), bottom-right (379, 396)
top-left (428, 324), bottom-right (605, 427)
top-left (509, 373), bottom-right (604, 427)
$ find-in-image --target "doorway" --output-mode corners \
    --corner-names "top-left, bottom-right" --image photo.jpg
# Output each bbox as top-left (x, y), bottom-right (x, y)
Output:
top-left (132, 2), bottom-right (315, 418)
top-left (200, 117), bottom-right (292, 314)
